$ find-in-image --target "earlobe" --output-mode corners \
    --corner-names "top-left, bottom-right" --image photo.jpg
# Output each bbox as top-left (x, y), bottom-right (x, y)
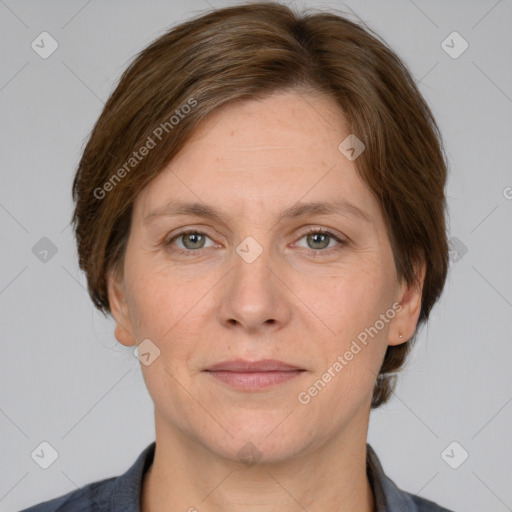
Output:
top-left (114, 322), bottom-right (136, 347)
top-left (388, 261), bottom-right (426, 347)
top-left (107, 267), bottom-right (136, 347)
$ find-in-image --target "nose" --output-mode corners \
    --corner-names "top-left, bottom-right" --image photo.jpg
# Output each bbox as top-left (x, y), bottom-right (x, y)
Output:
top-left (216, 244), bottom-right (292, 335)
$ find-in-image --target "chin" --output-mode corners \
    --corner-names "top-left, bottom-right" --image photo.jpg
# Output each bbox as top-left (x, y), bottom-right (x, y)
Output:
top-left (202, 416), bottom-right (314, 466)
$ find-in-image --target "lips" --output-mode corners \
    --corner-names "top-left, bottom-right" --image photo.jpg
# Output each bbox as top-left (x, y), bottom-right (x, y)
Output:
top-left (203, 359), bottom-right (305, 391)
top-left (205, 359), bottom-right (303, 372)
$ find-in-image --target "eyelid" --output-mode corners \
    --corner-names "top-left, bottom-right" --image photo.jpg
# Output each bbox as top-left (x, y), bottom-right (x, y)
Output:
top-left (293, 226), bottom-right (348, 253)
top-left (298, 226), bottom-right (346, 240)
top-left (164, 228), bottom-right (218, 248)
top-left (164, 225), bottom-right (348, 256)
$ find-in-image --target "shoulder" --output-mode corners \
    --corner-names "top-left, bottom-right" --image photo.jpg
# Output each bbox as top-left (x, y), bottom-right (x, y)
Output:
top-left (17, 441), bottom-right (156, 512)
top-left (366, 443), bottom-right (456, 512)
top-left (16, 477), bottom-right (117, 512)
top-left (405, 490), bottom-right (456, 512)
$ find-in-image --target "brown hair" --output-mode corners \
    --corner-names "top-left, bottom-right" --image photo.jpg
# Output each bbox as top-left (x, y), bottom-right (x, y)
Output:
top-left (71, 1), bottom-right (449, 408)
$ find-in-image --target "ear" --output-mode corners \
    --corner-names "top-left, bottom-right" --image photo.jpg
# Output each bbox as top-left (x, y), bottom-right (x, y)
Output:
top-left (387, 260), bottom-right (426, 347)
top-left (107, 265), bottom-right (137, 347)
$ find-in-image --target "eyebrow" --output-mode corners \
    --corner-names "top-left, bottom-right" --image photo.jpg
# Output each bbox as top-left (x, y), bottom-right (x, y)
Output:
top-left (143, 198), bottom-right (372, 225)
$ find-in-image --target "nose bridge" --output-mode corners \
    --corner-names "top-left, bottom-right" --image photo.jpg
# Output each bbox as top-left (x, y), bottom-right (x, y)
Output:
top-left (216, 234), bottom-right (290, 331)
top-left (232, 235), bottom-right (275, 299)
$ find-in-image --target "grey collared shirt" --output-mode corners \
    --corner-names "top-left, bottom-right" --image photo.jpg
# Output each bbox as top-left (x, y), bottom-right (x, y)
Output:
top-left (19, 442), bottom-right (455, 512)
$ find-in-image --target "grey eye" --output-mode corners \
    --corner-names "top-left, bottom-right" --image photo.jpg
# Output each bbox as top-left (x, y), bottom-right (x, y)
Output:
top-left (174, 232), bottom-right (214, 250)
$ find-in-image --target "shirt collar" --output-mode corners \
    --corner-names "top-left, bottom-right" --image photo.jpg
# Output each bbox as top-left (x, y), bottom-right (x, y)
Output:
top-left (110, 441), bottom-right (417, 512)
top-left (110, 441), bottom-right (156, 512)
top-left (366, 443), bottom-right (418, 511)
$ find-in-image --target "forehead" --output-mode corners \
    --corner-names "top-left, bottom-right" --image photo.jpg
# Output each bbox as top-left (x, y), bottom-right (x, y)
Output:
top-left (135, 90), bottom-right (378, 222)
top-left (186, 90), bottom-right (348, 162)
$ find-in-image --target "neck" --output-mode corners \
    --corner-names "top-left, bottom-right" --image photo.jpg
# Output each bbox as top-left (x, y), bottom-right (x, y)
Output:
top-left (141, 413), bottom-right (375, 512)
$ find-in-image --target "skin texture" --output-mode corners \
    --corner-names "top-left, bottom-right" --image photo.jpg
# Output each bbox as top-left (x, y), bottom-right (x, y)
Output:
top-left (108, 90), bottom-right (425, 512)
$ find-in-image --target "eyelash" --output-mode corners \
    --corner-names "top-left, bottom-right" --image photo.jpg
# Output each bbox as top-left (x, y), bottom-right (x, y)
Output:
top-left (164, 227), bottom-right (347, 258)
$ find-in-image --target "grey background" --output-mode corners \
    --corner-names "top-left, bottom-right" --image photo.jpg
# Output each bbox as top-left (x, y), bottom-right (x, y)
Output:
top-left (1, 0), bottom-right (511, 511)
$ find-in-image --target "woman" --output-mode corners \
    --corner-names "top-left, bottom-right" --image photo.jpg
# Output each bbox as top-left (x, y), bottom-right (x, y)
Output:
top-left (21, 2), bottom-right (453, 511)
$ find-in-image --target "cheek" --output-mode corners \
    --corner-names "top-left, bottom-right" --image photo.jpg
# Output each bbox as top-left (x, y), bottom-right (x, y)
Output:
top-left (296, 261), bottom-right (392, 339)
top-left (125, 260), bottom-right (195, 338)
top-left (295, 262), bottom-right (394, 395)
top-left (125, 269), bottom-right (214, 377)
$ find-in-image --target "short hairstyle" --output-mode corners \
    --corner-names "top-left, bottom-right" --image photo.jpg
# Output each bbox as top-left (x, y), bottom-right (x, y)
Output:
top-left (71, 1), bottom-right (449, 408)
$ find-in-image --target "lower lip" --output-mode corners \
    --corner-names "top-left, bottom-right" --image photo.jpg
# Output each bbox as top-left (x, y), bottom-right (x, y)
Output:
top-left (205, 370), bottom-right (304, 391)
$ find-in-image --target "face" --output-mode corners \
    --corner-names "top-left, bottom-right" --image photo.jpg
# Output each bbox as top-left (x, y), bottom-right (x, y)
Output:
top-left (109, 90), bottom-right (423, 464)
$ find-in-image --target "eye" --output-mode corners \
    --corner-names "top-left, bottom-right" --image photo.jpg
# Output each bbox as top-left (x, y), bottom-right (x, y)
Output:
top-left (294, 228), bottom-right (347, 255)
top-left (164, 227), bottom-right (347, 258)
top-left (166, 230), bottom-right (216, 255)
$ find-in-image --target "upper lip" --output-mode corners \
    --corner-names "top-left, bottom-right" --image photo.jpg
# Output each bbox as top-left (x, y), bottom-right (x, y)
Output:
top-left (205, 359), bottom-right (303, 372)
